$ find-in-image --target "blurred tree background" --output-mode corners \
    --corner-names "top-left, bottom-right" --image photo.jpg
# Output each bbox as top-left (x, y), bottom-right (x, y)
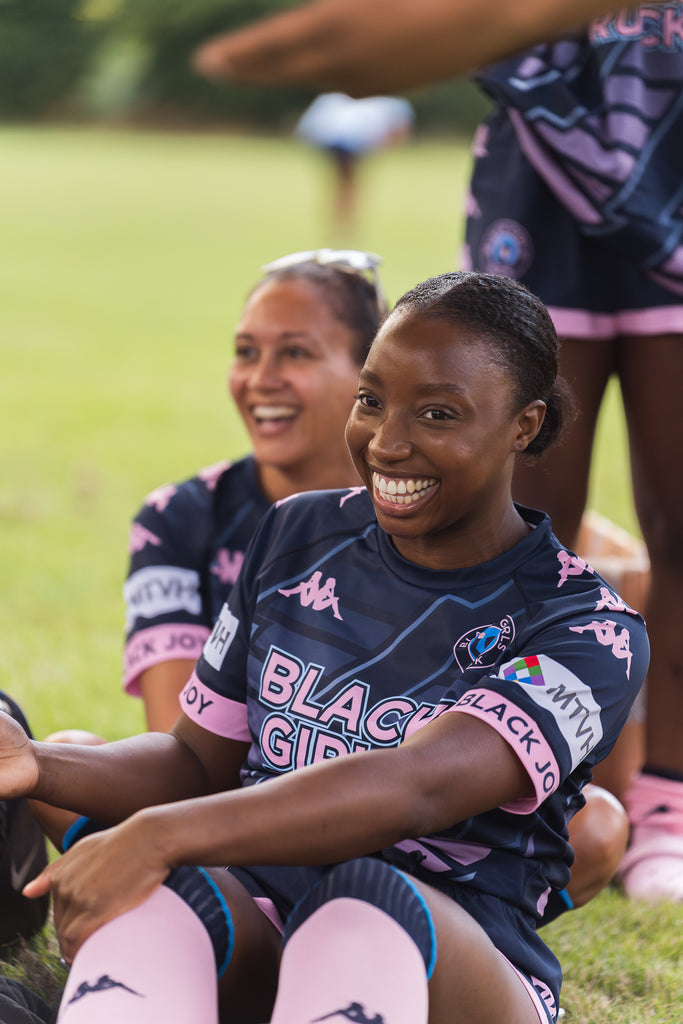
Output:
top-left (0, 0), bottom-right (490, 132)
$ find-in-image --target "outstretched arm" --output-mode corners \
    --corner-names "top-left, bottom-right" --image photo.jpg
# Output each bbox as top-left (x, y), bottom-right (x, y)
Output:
top-left (0, 707), bottom-right (247, 824)
top-left (29, 710), bottom-right (532, 959)
top-left (193, 0), bottom-right (638, 96)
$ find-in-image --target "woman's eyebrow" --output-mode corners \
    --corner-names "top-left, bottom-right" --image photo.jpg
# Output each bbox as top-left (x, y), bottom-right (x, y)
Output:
top-left (234, 330), bottom-right (313, 341)
top-left (359, 368), bottom-right (467, 397)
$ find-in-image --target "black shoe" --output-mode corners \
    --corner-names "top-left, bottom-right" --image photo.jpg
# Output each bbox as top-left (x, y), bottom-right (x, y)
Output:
top-left (0, 693), bottom-right (49, 947)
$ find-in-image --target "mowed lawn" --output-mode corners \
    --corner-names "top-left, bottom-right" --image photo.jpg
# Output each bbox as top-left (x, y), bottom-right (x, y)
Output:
top-left (1, 126), bottom-right (679, 1020)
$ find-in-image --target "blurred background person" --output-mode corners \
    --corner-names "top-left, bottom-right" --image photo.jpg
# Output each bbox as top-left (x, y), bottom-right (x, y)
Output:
top-left (295, 93), bottom-right (414, 239)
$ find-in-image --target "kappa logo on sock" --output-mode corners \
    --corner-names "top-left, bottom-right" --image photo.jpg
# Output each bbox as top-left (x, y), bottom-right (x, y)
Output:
top-left (313, 1002), bottom-right (385, 1024)
top-left (67, 975), bottom-right (144, 1005)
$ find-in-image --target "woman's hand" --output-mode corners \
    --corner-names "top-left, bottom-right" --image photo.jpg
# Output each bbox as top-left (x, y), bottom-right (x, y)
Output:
top-left (23, 811), bottom-right (172, 964)
top-left (0, 708), bottom-right (39, 799)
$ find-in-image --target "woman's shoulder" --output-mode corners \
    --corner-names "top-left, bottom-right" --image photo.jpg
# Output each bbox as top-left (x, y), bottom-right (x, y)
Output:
top-left (254, 485), bottom-right (375, 556)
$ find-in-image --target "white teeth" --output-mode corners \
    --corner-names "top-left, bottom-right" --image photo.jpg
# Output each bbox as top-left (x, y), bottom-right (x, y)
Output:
top-left (252, 405), bottom-right (297, 420)
top-left (372, 474), bottom-right (437, 505)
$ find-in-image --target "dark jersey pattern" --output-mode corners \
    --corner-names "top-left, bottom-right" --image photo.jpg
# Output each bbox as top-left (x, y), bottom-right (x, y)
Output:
top-left (476, 4), bottom-right (683, 293)
top-left (123, 456), bottom-right (269, 694)
top-left (182, 488), bottom-right (648, 1013)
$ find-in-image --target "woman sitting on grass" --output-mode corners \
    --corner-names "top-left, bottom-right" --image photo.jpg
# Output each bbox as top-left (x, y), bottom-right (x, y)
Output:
top-left (2, 271), bottom-right (646, 1024)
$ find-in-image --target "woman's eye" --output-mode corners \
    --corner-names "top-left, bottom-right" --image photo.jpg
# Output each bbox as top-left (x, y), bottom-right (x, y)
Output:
top-left (284, 346), bottom-right (311, 360)
top-left (354, 393), bottom-right (380, 408)
top-left (423, 408), bottom-right (453, 421)
top-left (234, 344), bottom-right (257, 361)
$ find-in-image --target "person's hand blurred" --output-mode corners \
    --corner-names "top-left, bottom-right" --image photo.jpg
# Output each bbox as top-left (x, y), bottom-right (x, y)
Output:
top-left (192, 0), bottom-right (634, 96)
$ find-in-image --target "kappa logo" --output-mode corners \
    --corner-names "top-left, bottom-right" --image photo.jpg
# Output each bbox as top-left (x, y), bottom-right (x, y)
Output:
top-left (67, 975), bottom-right (143, 1006)
top-left (313, 1003), bottom-right (385, 1024)
top-left (569, 619), bottom-right (633, 677)
top-left (128, 523), bottom-right (162, 555)
top-left (279, 571), bottom-right (343, 620)
top-left (339, 486), bottom-right (365, 507)
top-left (556, 550), bottom-right (592, 588)
top-left (454, 615), bottom-right (515, 671)
top-left (211, 547), bottom-right (245, 585)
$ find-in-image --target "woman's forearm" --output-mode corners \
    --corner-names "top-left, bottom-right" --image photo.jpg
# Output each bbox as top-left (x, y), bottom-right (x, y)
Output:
top-left (32, 732), bottom-right (210, 824)
top-left (193, 0), bottom-right (635, 96)
top-left (146, 714), bottom-right (530, 871)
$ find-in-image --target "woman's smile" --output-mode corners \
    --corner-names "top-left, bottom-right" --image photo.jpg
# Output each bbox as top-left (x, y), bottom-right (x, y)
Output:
top-left (372, 472), bottom-right (439, 509)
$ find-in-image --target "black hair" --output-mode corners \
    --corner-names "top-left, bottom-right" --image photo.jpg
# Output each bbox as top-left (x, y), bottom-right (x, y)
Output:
top-left (252, 263), bottom-right (382, 366)
top-left (391, 271), bottom-right (572, 456)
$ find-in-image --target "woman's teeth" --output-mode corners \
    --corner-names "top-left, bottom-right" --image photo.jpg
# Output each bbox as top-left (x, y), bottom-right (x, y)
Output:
top-left (252, 405), bottom-right (297, 421)
top-left (373, 473), bottom-right (437, 505)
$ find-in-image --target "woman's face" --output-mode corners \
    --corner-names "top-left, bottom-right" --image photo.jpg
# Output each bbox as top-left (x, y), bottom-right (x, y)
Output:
top-left (345, 311), bottom-right (544, 569)
top-left (229, 278), bottom-right (363, 490)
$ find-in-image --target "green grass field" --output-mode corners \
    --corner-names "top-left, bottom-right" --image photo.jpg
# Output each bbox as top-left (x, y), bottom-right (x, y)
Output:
top-left (1, 126), bottom-right (679, 1020)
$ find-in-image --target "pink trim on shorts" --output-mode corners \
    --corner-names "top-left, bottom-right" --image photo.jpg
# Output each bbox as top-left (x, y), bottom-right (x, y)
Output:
top-left (180, 671), bottom-right (250, 740)
top-left (124, 624), bottom-right (210, 695)
top-left (445, 690), bottom-right (559, 812)
top-left (548, 305), bottom-right (683, 339)
top-left (253, 897), bottom-right (285, 934)
top-left (499, 951), bottom-right (555, 1024)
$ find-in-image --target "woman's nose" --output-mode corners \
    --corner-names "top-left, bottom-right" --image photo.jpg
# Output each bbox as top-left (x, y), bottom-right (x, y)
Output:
top-left (249, 353), bottom-right (282, 389)
top-left (367, 413), bottom-right (413, 462)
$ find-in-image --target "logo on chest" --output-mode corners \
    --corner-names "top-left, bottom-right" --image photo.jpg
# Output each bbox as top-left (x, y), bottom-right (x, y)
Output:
top-left (453, 615), bottom-right (515, 671)
top-left (279, 571), bottom-right (343, 620)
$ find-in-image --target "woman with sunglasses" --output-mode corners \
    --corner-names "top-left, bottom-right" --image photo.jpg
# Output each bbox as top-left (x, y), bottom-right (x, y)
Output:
top-left (38, 250), bottom-right (381, 746)
top-left (8, 271), bottom-right (646, 1024)
top-left (121, 248), bottom-right (384, 734)
top-left (28, 247), bottom-right (382, 853)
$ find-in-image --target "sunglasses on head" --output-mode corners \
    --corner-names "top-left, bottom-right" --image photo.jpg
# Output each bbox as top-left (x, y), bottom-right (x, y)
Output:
top-left (260, 248), bottom-right (387, 315)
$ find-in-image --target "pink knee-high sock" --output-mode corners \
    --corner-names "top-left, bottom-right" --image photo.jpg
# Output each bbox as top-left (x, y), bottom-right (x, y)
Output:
top-left (57, 886), bottom-right (219, 1024)
top-left (270, 897), bottom-right (429, 1024)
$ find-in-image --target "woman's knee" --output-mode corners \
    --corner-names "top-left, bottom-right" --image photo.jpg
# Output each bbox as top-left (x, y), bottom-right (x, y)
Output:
top-left (567, 784), bottom-right (629, 907)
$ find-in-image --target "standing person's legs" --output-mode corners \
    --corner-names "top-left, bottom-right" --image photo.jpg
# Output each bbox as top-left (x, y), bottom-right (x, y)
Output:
top-left (512, 336), bottom-right (616, 546)
top-left (513, 338), bottom-right (636, 909)
top-left (617, 333), bottom-right (683, 900)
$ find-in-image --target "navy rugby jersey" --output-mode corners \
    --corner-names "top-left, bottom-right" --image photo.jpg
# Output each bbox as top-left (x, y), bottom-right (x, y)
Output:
top-left (476, 4), bottom-right (683, 293)
top-left (182, 487), bottom-right (648, 922)
top-left (123, 456), bottom-right (269, 694)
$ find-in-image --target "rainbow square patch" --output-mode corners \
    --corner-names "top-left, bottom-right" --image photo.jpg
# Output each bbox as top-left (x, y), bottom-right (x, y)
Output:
top-left (502, 655), bottom-right (545, 686)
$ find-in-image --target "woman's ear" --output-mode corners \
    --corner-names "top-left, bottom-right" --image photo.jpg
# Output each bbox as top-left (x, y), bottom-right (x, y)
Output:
top-left (514, 400), bottom-right (546, 452)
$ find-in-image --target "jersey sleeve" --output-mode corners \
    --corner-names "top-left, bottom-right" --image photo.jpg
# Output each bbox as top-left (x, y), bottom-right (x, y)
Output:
top-left (444, 603), bottom-right (649, 813)
top-left (178, 502), bottom-right (284, 741)
top-left (123, 478), bottom-right (213, 696)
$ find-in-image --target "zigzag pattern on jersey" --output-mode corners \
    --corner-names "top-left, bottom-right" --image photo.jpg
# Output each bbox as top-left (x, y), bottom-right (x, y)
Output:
top-left (477, 5), bottom-right (683, 292)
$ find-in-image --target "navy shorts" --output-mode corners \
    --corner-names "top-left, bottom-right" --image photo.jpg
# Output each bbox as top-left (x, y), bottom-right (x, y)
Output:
top-left (226, 858), bottom-right (560, 1023)
top-left (464, 109), bottom-right (683, 339)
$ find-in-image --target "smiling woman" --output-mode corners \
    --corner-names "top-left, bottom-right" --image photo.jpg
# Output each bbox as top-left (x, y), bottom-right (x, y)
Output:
top-left (7, 272), bottom-right (648, 1024)
top-left (345, 272), bottom-right (562, 569)
top-left (31, 249), bottom-right (384, 850)
top-left (124, 251), bottom-right (383, 733)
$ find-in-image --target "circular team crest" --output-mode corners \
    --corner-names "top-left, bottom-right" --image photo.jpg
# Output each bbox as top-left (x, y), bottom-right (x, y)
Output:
top-left (453, 616), bottom-right (515, 671)
top-left (480, 219), bottom-right (533, 278)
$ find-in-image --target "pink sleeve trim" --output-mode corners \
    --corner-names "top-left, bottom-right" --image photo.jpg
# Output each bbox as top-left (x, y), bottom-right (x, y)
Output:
top-left (123, 624), bottom-right (211, 696)
top-left (445, 687), bottom-right (560, 813)
top-left (180, 671), bottom-right (250, 741)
